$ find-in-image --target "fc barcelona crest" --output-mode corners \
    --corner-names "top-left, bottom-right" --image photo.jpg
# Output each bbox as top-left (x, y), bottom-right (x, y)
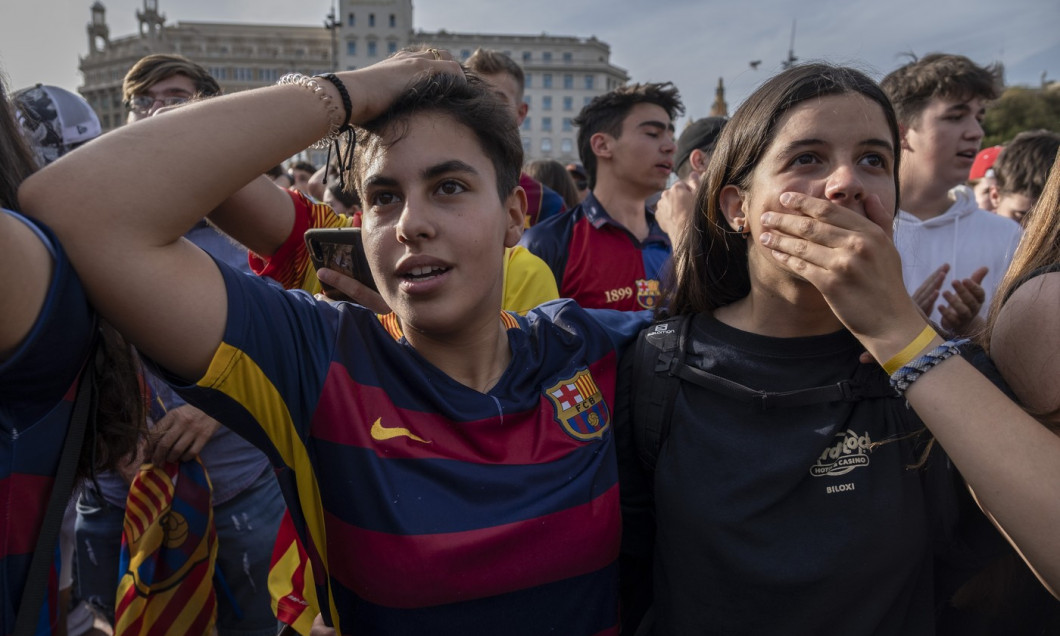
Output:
top-left (635, 279), bottom-right (661, 309)
top-left (545, 368), bottom-right (611, 440)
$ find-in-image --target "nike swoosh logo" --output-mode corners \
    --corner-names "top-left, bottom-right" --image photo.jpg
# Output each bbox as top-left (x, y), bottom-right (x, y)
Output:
top-left (370, 418), bottom-right (431, 444)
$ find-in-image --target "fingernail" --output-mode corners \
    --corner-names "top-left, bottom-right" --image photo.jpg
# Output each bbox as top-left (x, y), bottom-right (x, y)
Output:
top-left (761, 212), bottom-right (775, 225)
top-left (780, 192), bottom-right (794, 206)
top-left (760, 232), bottom-right (772, 245)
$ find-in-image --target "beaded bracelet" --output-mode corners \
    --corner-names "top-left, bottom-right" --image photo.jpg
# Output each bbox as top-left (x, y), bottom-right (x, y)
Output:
top-left (889, 338), bottom-right (968, 396)
top-left (276, 73), bottom-right (344, 150)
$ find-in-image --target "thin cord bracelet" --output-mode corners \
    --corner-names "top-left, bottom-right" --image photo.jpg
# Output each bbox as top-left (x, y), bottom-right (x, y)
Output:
top-left (312, 73), bottom-right (357, 190)
top-left (314, 73), bottom-right (353, 129)
top-left (889, 338), bottom-right (968, 396)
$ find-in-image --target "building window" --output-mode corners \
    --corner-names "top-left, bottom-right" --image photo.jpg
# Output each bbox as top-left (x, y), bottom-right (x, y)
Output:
top-left (542, 117), bottom-right (552, 132)
top-left (541, 137), bottom-right (552, 153)
top-left (522, 137), bottom-right (531, 152)
top-left (524, 73), bottom-right (532, 88)
top-left (563, 96), bottom-right (573, 111)
top-left (584, 74), bottom-right (594, 90)
top-left (522, 117), bottom-right (531, 131)
top-left (563, 74), bottom-right (573, 89)
top-left (260, 68), bottom-right (279, 82)
top-left (543, 74), bottom-right (553, 88)
top-left (523, 95), bottom-right (531, 107)
top-left (347, 40), bottom-right (357, 56)
top-left (367, 41), bottom-right (377, 57)
top-left (388, 41), bottom-right (397, 55)
top-left (562, 117), bottom-right (573, 132)
top-left (561, 138), bottom-right (574, 153)
top-left (522, 51), bottom-right (531, 62)
top-left (584, 96), bottom-right (593, 106)
top-left (542, 96), bottom-right (552, 111)
top-left (389, 14), bottom-right (396, 27)
top-left (543, 51), bottom-right (552, 62)
top-left (461, 49), bottom-right (471, 60)
top-left (235, 67), bottom-right (253, 81)
top-left (369, 13), bottom-right (375, 27)
top-left (347, 12), bottom-right (355, 26)
top-left (563, 51), bottom-right (572, 63)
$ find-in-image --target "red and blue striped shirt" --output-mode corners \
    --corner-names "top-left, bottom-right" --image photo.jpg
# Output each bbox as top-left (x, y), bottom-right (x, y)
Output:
top-left (168, 261), bottom-right (647, 634)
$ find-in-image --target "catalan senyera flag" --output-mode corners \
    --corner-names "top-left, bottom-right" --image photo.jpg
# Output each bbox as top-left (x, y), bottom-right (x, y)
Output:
top-left (114, 457), bottom-right (218, 636)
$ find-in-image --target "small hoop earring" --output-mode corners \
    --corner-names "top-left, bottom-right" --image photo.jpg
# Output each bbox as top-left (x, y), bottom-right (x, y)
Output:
top-left (736, 224), bottom-right (745, 234)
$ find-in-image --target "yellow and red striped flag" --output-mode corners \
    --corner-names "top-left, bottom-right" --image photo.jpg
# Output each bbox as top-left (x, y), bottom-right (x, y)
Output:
top-left (115, 457), bottom-right (218, 636)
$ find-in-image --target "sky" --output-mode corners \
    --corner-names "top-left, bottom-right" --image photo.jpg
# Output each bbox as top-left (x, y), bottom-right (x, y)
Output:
top-left (1, 0), bottom-right (1058, 129)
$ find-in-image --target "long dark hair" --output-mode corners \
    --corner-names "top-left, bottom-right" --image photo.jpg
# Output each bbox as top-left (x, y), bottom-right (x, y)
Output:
top-left (666, 64), bottom-right (901, 317)
top-left (0, 77), bottom-right (37, 210)
top-left (2, 77), bottom-right (144, 479)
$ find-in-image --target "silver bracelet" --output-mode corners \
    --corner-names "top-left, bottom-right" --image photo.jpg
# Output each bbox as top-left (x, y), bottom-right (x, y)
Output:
top-left (277, 73), bottom-right (345, 150)
top-left (889, 338), bottom-right (968, 396)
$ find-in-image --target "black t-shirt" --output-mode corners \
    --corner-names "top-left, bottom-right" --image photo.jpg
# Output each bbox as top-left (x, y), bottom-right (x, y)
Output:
top-left (618, 314), bottom-right (996, 635)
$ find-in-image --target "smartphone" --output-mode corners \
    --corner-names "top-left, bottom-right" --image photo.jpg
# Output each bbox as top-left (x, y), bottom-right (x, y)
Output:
top-left (304, 227), bottom-right (378, 297)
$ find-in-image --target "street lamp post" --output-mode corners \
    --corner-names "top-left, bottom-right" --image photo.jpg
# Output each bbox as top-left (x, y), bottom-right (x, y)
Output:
top-left (325, 2), bottom-right (339, 73)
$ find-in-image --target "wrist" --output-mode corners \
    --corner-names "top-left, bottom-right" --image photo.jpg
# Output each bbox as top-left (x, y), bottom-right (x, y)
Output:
top-left (862, 309), bottom-right (940, 369)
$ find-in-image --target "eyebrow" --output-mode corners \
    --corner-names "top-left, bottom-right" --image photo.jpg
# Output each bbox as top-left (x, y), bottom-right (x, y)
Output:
top-left (639, 119), bottom-right (675, 133)
top-left (361, 159), bottom-right (480, 190)
top-left (423, 159), bottom-right (479, 181)
top-left (779, 137), bottom-right (894, 155)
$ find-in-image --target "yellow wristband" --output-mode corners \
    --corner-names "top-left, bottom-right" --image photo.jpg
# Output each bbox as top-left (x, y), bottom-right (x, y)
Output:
top-left (882, 325), bottom-right (938, 375)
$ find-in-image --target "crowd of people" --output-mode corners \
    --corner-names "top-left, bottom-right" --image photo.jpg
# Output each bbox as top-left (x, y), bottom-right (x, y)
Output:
top-left (1, 41), bottom-right (1058, 636)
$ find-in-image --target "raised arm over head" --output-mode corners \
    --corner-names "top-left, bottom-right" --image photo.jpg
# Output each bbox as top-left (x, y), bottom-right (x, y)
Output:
top-left (19, 50), bottom-right (464, 380)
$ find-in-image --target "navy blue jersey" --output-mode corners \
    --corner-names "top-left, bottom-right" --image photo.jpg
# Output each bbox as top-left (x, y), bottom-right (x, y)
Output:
top-left (519, 193), bottom-right (670, 311)
top-left (166, 260), bottom-right (649, 635)
top-left (0, 210), bottom-right (93, 635)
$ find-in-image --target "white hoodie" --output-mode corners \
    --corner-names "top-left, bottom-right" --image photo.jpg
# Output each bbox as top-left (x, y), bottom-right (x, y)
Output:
top-left (894, 185), bottom-right (1022, 324)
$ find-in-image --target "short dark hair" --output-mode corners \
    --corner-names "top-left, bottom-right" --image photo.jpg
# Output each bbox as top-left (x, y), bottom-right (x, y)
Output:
top-left (994, 130), bottom-right (1060, 200)
top-left (574, 82), bottom-right (684, 188)
top-left (351, 72), bottom-right (523, 204)
top-left (881, 53), bottom-right (1001, 127)
top-left (669, 63), bottom-right (900, 317)
top-left (122, 54), bottom-right (221, 104)
top-left (465, 49), bottom-right (524, 99)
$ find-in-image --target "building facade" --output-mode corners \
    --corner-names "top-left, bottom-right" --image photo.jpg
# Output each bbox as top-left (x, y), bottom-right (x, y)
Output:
top-left (79, 0), bottom-right (629, 163)
top-left (329, 0), bottom-right (629, 163)
top-left (80, 0), bottom-right (332, 133)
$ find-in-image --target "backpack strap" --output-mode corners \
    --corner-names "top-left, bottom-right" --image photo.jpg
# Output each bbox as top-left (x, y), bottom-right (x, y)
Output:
top-left (668, 359), bottom-right (895, 410)
top-left (631, 314), bottom-right (693, 473)
top-left (630, 314), bottom-right (897, 474)
top-left (15, 338), bottom-right (99, 636)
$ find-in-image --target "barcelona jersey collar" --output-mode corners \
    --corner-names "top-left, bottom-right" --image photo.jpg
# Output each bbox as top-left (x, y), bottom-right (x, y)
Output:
top-left (377, 311), bottom-right (521, 341)
top-left (581, 192), bottom-right (670, 246)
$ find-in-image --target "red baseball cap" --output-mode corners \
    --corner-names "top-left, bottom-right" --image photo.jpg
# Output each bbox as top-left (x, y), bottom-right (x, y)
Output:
top-left (969, 145), bottom-right (1002, 181)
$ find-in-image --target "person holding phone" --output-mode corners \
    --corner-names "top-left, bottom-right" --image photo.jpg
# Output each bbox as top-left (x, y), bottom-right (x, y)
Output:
top-left (22, 50), bottom-right (647, 634)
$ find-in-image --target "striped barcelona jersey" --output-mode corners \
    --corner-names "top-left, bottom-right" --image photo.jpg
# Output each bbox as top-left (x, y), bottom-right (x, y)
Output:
top-left (172, 260), bottom-right (647, 635)
top-left (0, 210), bottom-right (96, 635)
top-left (519, 191), bottom-right (671, 311)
